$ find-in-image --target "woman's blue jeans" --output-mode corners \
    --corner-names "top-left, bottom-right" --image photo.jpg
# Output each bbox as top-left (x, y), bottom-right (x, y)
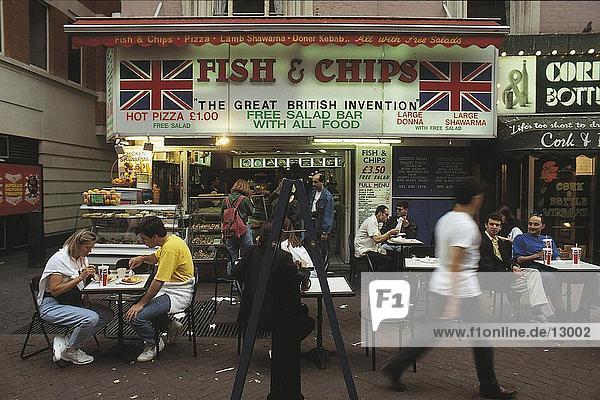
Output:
top-left (39, 298), bottom-right (113, 349)
top-left (225, 224), bottom-right (253, 273)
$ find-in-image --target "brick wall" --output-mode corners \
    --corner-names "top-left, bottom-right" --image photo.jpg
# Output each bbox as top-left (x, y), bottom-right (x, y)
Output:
top-left (48, 6), bottom-right (68, 79)
top-left (2, 0), bottom-right (30, 63)
top-left (539, 1), bottom-right (600, 34)
top-left (313, 0), bottom-right (444, 17)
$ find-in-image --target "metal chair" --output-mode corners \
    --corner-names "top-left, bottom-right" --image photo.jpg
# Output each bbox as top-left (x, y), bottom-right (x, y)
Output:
top-left (213, 247), bottom-right (243, 313)
top-left (21, 275), bottom-right (99, 360)
top-left (152, 266), bottom-right (201, 358)
top-left (348, 235), bottom-right (371, 284)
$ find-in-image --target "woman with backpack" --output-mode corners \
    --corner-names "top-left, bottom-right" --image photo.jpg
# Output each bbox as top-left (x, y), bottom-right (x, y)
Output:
top-left (221, 179), bottom-right (255, 270)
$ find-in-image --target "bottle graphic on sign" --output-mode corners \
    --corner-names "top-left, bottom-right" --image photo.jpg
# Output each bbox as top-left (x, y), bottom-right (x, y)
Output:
top-left (521, 60), bottom-right (529, 105)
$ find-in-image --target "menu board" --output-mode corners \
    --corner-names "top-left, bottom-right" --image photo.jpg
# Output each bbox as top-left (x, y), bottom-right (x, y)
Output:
top-left (392, 148), bottom-right (471, 197)
top-left (0, 163), bottom-right (43, 216)
top-left (355, 145), bottom-right (392, 228)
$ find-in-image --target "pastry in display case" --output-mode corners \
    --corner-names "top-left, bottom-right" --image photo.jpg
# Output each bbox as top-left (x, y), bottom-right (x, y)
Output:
top-left (188, 193), bottom-right (268, 262)
top-left (76, 204), bottom-right (185, 265)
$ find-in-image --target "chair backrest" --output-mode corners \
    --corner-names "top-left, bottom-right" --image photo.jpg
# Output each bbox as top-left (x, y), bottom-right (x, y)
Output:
top-left (409, 246), bottom-right (435, 258)
top-left (29, 275), bottom-right (42, 314)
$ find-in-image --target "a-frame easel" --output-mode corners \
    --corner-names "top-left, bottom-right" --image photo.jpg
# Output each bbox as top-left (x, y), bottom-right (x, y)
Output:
top-left (230, 178), bottom-right (358, 399)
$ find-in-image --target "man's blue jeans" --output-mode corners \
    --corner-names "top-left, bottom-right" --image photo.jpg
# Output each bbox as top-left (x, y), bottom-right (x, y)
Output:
top-left (130, 294), bottom-right (171, 344)
top-left (39, 297), bottom-right (113, 349)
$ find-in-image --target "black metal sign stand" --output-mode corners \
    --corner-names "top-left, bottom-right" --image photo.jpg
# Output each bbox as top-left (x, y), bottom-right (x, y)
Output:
top-left (230, 178), bottom-right (358, 400)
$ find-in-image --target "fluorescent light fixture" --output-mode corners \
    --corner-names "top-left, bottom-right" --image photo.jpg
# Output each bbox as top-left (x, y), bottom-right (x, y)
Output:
top-left (313, 138), bottom-right (403, 144)
top-left (318, 149), bottom-right (327, 153)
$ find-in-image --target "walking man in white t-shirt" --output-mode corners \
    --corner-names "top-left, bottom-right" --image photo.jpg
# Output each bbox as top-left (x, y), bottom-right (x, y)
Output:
top-left (382, 179), bottom-right (517, 399)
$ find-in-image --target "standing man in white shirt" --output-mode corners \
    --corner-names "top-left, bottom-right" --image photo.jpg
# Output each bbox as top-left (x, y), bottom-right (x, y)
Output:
top-left (354, 205), bottom-right (399, 272)
top-left (382, 179), bottom-right (516, 399)
top-left (308, 173), bottom-right (334, 262)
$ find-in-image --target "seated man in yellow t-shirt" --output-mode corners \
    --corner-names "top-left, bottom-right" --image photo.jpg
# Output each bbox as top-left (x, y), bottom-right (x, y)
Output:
top-left (125, 216), bottom-right (194, 362)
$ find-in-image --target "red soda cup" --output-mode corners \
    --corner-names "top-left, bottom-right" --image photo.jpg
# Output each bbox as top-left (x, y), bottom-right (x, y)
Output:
top-left (543, 248), bottom-right (552, 266)
top-left (571, 247), bottom-right (581, 265)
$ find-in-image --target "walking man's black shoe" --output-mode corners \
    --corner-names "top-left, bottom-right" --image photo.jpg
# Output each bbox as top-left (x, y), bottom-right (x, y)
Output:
top-left (381, 364), bottom-right (407, 392)
top-left (479, 386), bottom-right (517, 399)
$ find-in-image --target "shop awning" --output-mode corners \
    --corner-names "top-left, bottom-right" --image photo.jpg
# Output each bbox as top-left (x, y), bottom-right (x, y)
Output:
top-left (498, 116), bottom-right (600, 158)
top-left (65, 16), bottom-right (508, 49)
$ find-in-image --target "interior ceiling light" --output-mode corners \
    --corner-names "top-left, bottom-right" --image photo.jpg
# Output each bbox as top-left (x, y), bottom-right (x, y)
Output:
top-left (518, 50), bottom-right (524, 56)
top-left (318, 149), bottom-right (327, 154)
top-left (588, 48), bottom-right (595, 54)
top-left (569, 49), bottom-right (576, 55)
top-left (551, 49), bottom-right (558, 55)
top-left (500, 51), bottom-right (507, 57)
top-left (215, 135), bottom-right (229, 146)
top-left (535, 50), bottom-right (542, 56)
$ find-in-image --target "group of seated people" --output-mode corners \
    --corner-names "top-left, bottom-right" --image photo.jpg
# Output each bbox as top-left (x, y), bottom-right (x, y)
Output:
top-left (38, 216), bottom-right (316, 367)
top-left (39, 216), bottom-right (194, 365)
top-left (353, 202), bottom-right (597, 322)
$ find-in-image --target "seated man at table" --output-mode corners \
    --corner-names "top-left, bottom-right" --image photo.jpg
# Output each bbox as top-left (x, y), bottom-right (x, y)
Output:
top-left (381, 201), bottom-right (418, 239)
top-left (479, 213), bottom-right (552, 322)
top-left (512, 213), bottom-right (567, 319)
top-left (126, 216), bottom-right (195, 362)
top-left (354, 205), bottom-right (399, 272)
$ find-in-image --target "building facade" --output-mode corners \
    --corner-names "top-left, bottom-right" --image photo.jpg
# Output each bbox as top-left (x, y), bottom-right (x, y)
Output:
top-left (0, 0), bottom-right (120, 250)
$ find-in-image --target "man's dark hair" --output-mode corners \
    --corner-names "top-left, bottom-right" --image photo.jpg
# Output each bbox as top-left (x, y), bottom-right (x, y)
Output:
top-left (314, 172), bottom-right (325, 183)
top-left (397, 201), bottom-right (409, 209)
top-left (486, 212), bottom-right (503, 224)
top-left (375, 205), bottom-right (388, 215)
top-left (134, 216), bottom-right (167, 237)
top-left (529, 212), bottom-right (545, 224)
top-left (453, 178), bottom-right (482, 206)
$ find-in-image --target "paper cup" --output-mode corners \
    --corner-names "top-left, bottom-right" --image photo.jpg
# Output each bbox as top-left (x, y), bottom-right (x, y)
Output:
top-left (117, 267), bottom-right (127, 279)
top-left (543, 238), bottom-right (553, 249)
top-left (543, 248), bottom-right (553, 266)
top-left (571, 247), bottom-right (581, 265)
top-left (98, 265), bottom-right (109, 286)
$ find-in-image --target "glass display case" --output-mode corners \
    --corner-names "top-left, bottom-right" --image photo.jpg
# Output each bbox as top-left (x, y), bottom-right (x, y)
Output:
top-left (76, 204), bottom-right (185, 265)
top-left (188, 194), bottom-right (268, 262)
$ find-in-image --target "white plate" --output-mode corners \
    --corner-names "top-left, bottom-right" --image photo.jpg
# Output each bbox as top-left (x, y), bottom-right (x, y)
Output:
top-left (119, 277), bottom-right (143, 285)
top-left (415, 257), bottom-right (438, 264)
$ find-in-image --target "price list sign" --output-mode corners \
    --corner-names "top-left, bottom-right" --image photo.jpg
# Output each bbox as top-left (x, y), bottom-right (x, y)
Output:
top-left (355, 145), bottom-right (392, 229)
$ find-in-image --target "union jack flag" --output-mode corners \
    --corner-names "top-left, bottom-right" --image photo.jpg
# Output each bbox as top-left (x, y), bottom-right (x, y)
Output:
top-left (419, 61), bottom-right (492, 112)
top-left (119, 60), bottom-right (193, 111)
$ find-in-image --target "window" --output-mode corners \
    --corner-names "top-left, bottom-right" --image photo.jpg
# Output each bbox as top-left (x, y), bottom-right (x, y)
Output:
top-left (212, 0), bottom-right (283, 16)
top-left (68, 32), bottom-right (81, 83)
top-left (29, 0), bottom-right (48, 69)
top-left (467, 0), bottom-right (508, 25)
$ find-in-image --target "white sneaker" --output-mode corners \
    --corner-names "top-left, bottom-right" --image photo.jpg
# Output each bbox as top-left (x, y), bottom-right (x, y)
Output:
top-left (136, 338), bottom-right (165, 362)
top-left (61, 348), bottom-right (94, 365)
top-left (166, 320), bottom-right (184, 345)
top-left (52, 336), bottom-right (67, 363)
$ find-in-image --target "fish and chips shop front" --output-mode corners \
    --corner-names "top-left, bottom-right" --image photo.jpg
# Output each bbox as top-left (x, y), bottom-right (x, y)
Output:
top-left (66, 17), bottom-right (507, 261)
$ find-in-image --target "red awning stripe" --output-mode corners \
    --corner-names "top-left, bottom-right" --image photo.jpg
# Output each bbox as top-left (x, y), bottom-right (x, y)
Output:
top-left (72, 32), bottom-right (504, 49)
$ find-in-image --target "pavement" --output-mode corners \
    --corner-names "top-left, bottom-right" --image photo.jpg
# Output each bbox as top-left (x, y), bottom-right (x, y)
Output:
top-left (2, 250), bottom-right (600, 400)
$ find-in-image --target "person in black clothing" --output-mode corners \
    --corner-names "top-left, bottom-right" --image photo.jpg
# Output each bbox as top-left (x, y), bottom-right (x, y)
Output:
top-left (233, 220), bottom-right (315, 341)
top-left (381, 201), bottom-right (418, 239)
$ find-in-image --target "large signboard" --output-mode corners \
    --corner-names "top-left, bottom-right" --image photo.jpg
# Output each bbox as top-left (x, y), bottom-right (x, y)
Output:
top-left (498, 55), bottom-right (600, 115)
top-left (355, 145), bottom-right (392, 230)
top-left (0, 164), bottom-right (42, 216)
top-left (111, 44), bottom-right (497, 138)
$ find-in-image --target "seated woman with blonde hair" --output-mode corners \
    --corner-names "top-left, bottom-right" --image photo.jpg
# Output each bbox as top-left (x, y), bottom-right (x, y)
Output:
top-left (37, 230), bottom-right (113, 365)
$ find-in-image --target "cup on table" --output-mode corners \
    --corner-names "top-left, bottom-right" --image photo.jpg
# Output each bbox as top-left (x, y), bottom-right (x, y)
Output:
top-left (571, 247), bottom-right (581, 265)
top-left (543, 248), bottom-right (553, 266)
top-left (117, 267), bottom-right (127, 279)
top-left (98, 265), bottom-right (109, 286)
top-left (543, 238), bottom-right (553, 249)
